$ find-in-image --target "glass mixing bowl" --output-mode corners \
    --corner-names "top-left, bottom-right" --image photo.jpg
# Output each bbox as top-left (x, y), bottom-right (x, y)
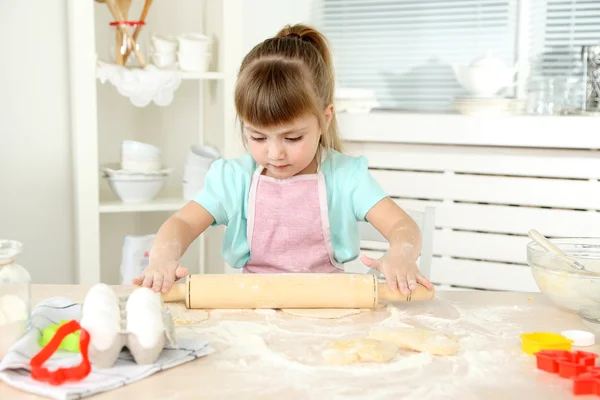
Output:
top-left (526, 238), bottom-right (600, 315)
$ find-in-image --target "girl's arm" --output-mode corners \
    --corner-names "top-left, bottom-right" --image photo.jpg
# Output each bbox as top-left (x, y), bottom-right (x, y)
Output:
top-left (132, 201), bottom-right (214, 293)
top-left (361, 197), bottom-right (433, 295)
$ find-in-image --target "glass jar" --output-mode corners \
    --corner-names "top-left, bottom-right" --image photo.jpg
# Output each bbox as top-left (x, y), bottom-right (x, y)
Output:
top-left (0, 240), bottom-right (31, 360)
top-left (108, 21), bottom-right (147, 67)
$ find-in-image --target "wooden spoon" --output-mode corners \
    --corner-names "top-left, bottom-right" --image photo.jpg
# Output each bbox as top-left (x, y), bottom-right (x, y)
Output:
top-left (123, 0), bottom-right (153, 62)
top-left (528, 229), bottom-right (586, 271)
top-left (104, 0), bottom-right (146, 66)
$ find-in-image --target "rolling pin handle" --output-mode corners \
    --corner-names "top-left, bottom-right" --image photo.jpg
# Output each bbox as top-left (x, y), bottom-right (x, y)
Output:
top-left (161, 283), bottom-right (186, 303)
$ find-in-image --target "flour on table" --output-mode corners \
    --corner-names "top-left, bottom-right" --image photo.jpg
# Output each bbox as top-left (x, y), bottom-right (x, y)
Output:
top-left (279, 304), bottom-right (387, 319)
top-left (172, 310), bottom-right (209, 325)
top-left (322, 338), bottom-right (398, 365)
top-left (370, 327), bottom-right (460, 356)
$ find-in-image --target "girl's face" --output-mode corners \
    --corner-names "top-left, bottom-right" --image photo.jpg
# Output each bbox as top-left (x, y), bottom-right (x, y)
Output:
top-left (243, 113), bottom-right (323, 179)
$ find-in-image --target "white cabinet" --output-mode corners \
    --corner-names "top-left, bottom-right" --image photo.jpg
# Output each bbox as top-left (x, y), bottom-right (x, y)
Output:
top-left (67, 0), bottom-right (244, 284)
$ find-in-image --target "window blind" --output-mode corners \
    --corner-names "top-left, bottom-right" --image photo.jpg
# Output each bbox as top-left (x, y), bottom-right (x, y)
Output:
top-left (313, 0), bottom-right (518, 111)
top-left (529, 0), bottom-right (600, 79)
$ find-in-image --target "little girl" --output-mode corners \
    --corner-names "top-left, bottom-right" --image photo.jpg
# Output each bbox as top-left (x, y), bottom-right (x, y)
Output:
top-left (134, 24), bottom-right (433, 296)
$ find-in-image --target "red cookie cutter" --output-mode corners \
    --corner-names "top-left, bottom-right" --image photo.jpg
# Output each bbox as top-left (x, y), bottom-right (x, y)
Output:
top-left (535, 350), bottom-right (600, 396)
top-left (573, 369), bottom-right (600, 396)
top-left (29, 320), bottom-right (91, 385)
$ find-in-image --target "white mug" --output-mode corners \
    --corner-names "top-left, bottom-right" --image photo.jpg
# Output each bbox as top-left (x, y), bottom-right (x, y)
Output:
top-left (151, 34), bottom-right (178, 53)
top-left (151, 52), bottom-right (177, 69)
top-left (177, 33), bottom-right (211, 56)
top-left (178, 52), bottom-right (211, 72)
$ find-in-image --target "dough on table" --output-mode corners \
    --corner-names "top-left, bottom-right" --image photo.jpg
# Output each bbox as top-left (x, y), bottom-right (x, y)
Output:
top-left (322, 338), bottom-right (398, 365)
top-left (279, 304), bottom-right (387, 319)
top-left (369, 327), bottom-right (459, 356)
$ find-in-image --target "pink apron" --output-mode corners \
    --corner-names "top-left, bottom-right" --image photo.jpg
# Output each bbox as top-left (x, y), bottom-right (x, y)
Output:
top-left (244, 164), bottom-right (343, 274)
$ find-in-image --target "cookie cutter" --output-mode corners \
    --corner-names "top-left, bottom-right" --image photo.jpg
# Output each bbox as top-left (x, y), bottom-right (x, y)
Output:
top-left (534, 349), bottom-right (600, 396)
top-left (520, 332), bottom-right (572, 355)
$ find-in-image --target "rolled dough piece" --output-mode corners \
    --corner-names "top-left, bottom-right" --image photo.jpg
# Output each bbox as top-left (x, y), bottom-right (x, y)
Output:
top-left (280, 303), bottom-right (387, 319)
top-left (172, 310), bottom-right (209, 325)
top-left (322, 338), bottom-right (398, 365)
top-left (369, 327), bottom-right (459, 356)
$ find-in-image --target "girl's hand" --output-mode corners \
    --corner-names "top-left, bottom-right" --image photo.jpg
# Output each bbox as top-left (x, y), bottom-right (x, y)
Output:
top-left (360, 253), bottom-right (433, 296)
top-left (132, 261), bottom-right (189, 293)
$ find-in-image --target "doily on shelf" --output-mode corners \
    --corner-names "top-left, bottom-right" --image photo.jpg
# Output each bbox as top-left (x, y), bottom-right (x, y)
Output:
top-left (96, 61), bottom-right (183, 107)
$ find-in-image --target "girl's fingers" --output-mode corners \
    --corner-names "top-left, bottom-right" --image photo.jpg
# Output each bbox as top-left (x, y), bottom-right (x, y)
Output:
top-left (417, 274), bottom-right (434, 289)
top-left (151, 274), bottom-right (164, 292)
top-left (407, 273), bottom-right (417, 291)
top-left (142, 275), bottom-right (154, 288)
top-left (397, 273), bottom-right (410, 296)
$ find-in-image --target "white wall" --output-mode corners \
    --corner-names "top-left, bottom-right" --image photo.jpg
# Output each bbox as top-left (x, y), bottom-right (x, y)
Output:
top-left (242, 0), bottom-right (313, 54)
top-left (0, 1), bottom-right (74, 284)
top-left (0, 0), bottom-right (313, 284)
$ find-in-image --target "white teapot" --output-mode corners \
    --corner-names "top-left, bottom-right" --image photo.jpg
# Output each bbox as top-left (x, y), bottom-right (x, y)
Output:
top-left (452, 51), bottom-right (526, 97)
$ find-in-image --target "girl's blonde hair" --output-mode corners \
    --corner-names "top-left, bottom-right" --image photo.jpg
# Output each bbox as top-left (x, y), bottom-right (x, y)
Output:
top-left (234, 24), bottom-right (342, 153)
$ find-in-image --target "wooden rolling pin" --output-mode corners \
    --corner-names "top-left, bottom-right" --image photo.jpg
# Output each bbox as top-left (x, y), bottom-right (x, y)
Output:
top-left (160, 274), bottom-right (435, 309)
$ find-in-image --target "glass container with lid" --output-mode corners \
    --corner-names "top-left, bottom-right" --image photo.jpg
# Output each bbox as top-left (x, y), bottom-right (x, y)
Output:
top-left (0, 240), bottom-right (31, 360)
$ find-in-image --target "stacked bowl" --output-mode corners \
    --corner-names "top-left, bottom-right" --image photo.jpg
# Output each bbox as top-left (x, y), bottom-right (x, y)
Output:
top-left (102, 140), bottom-right (172, 203)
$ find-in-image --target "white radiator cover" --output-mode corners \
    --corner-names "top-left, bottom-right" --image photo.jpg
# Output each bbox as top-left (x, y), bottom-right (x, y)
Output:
top-left (340, 112), bottom-right (600, 292)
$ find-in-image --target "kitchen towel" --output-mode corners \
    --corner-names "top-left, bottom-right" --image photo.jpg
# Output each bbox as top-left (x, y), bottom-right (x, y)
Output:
top-left (0, 296), bottom-right (212, 400)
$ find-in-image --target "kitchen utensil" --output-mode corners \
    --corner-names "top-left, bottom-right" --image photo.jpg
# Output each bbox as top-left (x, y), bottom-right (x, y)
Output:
top-left (160, 274), bottom-right (435, 309)
top-left (535, 350), bottom-right (597, 376)
top-left (528, 229), bottom-right (586, 271)
top-left (103, 0), bottom-right (146, 67)
top-left (520, 332), bottom-right (572, 355)
top-left (123, 0), bottom-right (153, 62)
top-left (30, 320), bottom-right (91, 385)
top-left (115, 0), bottom-right (132, 65)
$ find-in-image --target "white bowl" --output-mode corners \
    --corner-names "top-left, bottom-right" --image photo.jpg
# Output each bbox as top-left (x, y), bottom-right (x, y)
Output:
top-left (121, 157), bottom-right (163, 173)
top-left (121, 140), bottom-right (162, 160)
top-left (107, 175), bottom-right (167, 203)
top-left (101, 163), bottom-right (172, 177)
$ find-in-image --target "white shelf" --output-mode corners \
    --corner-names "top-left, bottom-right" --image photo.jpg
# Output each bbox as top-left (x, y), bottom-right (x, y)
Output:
top-left (99, 197), bottom-right (187, 213)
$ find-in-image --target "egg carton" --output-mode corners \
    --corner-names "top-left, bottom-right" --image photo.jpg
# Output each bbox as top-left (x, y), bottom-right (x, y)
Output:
top-left (80, 284), bottom-right (176, 369)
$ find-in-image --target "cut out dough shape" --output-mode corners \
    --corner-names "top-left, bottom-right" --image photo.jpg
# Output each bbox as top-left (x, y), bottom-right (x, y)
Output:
top-left (280, 304), bottom-right (387, 319)
top-left (322, 338), bottom-right (398, 365)
top-left (369, 327), bottom-right (459, 356)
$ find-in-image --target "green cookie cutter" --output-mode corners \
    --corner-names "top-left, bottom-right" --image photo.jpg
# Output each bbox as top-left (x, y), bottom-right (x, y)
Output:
top-left (39, 320), bottom-right (80, 352)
